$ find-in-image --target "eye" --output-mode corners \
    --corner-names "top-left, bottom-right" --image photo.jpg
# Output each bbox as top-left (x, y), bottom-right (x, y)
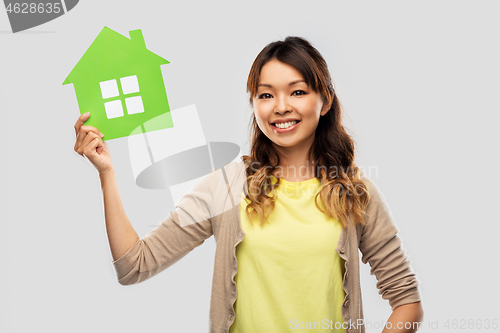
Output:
top-left (292, 90), bottom-right (307, 96)
top-left (258, 93), bottom-right (273, 99)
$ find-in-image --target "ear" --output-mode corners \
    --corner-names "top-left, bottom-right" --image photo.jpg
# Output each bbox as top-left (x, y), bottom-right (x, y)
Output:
top-left (320, 96), bottom-right (333, 116)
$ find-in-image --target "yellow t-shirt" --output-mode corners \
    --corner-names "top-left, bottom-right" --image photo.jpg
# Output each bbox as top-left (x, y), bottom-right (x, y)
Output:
top-left (229, 175), bottom-right (346, 333)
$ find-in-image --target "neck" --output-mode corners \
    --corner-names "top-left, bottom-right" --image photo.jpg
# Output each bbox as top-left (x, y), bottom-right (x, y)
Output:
top-left (273, 147), bottom-right (316, 182)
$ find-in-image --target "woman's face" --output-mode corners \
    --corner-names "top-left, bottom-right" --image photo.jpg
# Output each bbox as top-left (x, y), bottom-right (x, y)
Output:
top-left (252, 59), bottom-right (329, 155)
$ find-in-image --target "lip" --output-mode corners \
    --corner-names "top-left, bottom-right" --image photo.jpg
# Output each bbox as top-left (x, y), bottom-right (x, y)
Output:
top-left (271, 120), bottom-right (301, 133)
top-left (270, 118), bottom-right (301, 124)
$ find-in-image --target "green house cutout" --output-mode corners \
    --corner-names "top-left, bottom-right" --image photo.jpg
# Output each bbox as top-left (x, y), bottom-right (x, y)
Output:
top-left (63, 26), bottom-right (174, 141)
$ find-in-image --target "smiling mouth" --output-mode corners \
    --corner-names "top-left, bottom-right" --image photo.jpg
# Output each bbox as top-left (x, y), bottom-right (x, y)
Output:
top-left (272, 120), bottom-right (301, 129)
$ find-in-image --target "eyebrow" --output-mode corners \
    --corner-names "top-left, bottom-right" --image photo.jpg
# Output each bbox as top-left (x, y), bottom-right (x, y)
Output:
top-left (257, 79), bottom-right (306, 88)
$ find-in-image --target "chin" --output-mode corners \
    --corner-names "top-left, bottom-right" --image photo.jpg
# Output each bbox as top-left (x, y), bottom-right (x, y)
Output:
top-left (271, 139), bottom-right (298, 148)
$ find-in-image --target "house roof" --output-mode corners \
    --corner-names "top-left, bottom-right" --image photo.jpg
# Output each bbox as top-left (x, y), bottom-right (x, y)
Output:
top-left (63, 26), bottom-right (169, 85)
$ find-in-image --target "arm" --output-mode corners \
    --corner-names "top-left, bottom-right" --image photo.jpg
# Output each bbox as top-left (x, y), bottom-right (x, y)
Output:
top-left (74, 113), bottom-right (140, 264)
top-left (110, 168), bottom-right (217, 285)
top-left (99, 168), bottom-right (140, 262)
top-left (382, 301), bottom-right (424, 333)
top-left (358, 175), bottom-right (423, 332)
top-left (74, 112), bottom-right (214, 286)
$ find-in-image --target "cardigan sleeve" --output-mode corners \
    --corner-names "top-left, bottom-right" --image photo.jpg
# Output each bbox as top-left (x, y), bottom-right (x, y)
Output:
top-left (110, 168), bottom-right (222, 286)
top-left (358, 175), bottom-right (422, 311)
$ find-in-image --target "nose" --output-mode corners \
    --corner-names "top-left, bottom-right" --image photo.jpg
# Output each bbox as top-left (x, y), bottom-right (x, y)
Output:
top-left (274, 94), bottom-right (291, 115)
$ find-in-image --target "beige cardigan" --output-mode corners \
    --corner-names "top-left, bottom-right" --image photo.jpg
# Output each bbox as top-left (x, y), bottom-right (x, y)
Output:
top-left (111, 160), bottom-right (422, 333)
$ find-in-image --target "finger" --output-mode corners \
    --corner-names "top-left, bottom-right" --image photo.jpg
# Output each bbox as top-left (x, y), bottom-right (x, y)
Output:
top-left (77, 131), bottom-right (100, 156)
top-left (74, 112), bottom-right (90, 136)
top-left (83, 137), bottom-right (103, 161)
top-left (96, 140), bottom-right (104, 155)
top-left (74, 125), bottom-right (104, 153)
top-left (97, 140), bottom-right (110, 156)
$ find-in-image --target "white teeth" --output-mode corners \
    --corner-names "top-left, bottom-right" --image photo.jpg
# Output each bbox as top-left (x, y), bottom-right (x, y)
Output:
top-left (275, 121), bottom-right (297, 129)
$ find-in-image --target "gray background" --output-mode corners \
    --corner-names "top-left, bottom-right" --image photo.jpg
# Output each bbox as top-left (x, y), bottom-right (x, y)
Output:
top-left (1, 1), bottom-right (499, 332)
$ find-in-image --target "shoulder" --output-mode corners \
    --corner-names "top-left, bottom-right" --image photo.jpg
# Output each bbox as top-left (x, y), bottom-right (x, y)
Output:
top-left (222, 159), bottom-right (246, 179)
top-left (356, 169), bottom-right (400, 241)
top-left (358, 169), bottom-right (392, 219)
top-left (176, 160), bottom-right (247, 222)
top-left (184, 159), bottom-right (245, 190)
top-left (181, 159), bottom-right (246, 198)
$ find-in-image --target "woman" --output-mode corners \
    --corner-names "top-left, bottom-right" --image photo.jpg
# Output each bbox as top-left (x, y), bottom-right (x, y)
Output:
top-left (74, 36), bottom-right (423, 333)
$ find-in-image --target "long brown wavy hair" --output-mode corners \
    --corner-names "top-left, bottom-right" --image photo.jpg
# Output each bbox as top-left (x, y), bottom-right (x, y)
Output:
top-left (242, 36), bottom-right (370, 228)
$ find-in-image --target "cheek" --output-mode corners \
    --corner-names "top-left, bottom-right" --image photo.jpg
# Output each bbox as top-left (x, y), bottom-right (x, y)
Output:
top-left (253, 111), bottom-right (268, 132)
top-left (306, 98), bottom-right (324, 116)
top-left (253, 104), bottom-right (270, 124)
top-left (296, 96), bottom-right (319, 110)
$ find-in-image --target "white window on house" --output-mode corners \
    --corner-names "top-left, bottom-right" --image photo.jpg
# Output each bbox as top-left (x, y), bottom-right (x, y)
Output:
top-left (104, 100), bottom-right (124, 119)
top-left (120, 76), bottom-right (140, 94)
top-left (125, 96), bottom-right (144, 114)
top-left (100, 79), bottom-right (120, 99)
top-left (99, 75), bottom-right (145, 119)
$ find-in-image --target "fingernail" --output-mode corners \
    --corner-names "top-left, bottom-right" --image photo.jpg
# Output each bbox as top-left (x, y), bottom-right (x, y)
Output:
top-left (99, 132), bottom-right (104, 137)
top-left (84, 112), bottom-right (90, 116)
